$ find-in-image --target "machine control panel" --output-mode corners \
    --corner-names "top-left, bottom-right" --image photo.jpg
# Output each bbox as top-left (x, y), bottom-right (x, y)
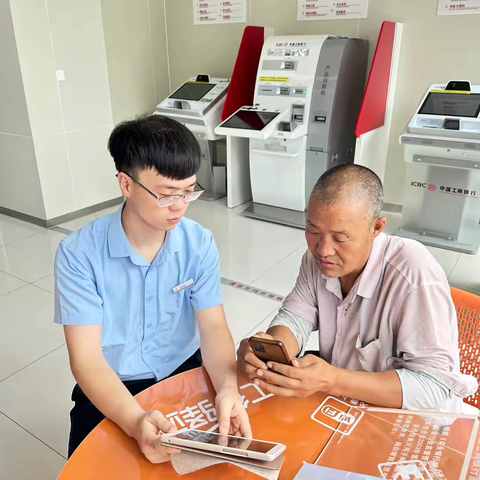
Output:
top-left (406, 83), bottom-right (480, 137)
top-left (401, 82), bottom-right (480, 151)
top-left (156, 76), bottom-right (230, 116)
top-left (258, 85), bottom-right (307, 97)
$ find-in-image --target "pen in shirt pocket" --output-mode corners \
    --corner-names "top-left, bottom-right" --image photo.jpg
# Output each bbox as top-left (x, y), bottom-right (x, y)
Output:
top-left (173, 279), bottom-right (194, 293)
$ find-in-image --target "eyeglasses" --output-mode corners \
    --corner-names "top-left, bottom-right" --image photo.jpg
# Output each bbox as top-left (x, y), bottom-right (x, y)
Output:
top-left (118, 172), bottom-right (204, 208)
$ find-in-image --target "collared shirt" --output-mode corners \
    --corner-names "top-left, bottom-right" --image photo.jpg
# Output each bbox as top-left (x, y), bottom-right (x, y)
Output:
top-left (54, 205), bottom-right (222, 381)
top-left (273, 233), bottom-right (477, 403)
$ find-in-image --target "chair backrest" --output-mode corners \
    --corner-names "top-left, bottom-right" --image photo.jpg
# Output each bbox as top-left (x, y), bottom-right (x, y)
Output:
top-left (450, 287), bottom-right (480, 407)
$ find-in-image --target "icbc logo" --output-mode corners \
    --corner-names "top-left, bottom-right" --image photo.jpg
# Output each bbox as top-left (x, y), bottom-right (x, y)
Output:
top-left (411, 182), bottom-right (427, 188)
top-left (410, 182), bottom-right (437, 191)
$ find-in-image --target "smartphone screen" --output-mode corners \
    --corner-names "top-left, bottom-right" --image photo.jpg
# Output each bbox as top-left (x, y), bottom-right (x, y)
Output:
top-left (170, 430), bottom-right (277, 454)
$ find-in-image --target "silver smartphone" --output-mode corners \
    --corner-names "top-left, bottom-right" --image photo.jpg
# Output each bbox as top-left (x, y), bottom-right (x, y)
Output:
top-left (160, 429), bottom-right (286, 462)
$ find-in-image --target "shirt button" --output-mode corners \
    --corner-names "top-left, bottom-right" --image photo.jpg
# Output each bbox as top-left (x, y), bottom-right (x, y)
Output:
top-left (336, 334), bottom-right (342, 340)
top-left (144, 345), bottom-right (149, 350)
top-left (147, 296), bottom-right (153, 302)
top-left (156, 369), bottom-right (160, 373)
top-left (147, 323), bottom-right (152, 328)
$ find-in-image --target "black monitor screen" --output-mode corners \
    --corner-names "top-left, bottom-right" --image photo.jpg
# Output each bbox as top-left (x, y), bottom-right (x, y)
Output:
top-left (419, 92), bottom-right (480, 118)
top-left (221, 110), bottom-right (280, 130)
top-left (169, 83), bottom-right (215, 101)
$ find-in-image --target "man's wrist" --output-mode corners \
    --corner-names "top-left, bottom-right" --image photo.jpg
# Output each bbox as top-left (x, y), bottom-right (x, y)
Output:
top-left (122, 405), bottom-right (146, 438)
top-left (320, 363), bottom-right (341, 395)
top-left (216, 381), bottom-right (238, 396)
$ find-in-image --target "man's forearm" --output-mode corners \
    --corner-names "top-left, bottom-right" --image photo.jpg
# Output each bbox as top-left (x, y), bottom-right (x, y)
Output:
top-left (200, 324), bottom-right (238, 393)
top-left (267, 325), bottom-right (300, 360)
top-left (71, 358), bottom-right (145, 437)
top-left (327, 368), bottom-right (402, 408)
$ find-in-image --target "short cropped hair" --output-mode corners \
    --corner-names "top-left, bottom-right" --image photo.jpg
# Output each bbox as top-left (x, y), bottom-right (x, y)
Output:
top-left (108, 115), bottom-right (201, 179)
top-left (311, 164), bottom-right (384, 221)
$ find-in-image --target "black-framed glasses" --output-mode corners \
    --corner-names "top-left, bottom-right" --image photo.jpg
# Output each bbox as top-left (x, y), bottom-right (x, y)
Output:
top-left (118, 172), bottom-right (204, 208)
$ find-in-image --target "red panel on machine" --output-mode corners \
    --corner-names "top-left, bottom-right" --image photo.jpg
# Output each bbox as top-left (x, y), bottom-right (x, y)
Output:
top-left (355, 21), bottom-right (396, 137)
top-left (221, 26), bottom-right (266, 121)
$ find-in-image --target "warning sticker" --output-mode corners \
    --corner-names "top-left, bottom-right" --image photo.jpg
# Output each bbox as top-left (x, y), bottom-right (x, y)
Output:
top-left (430, 89), bottom-right (471, 94)
top-left (259, 76), bottom-right (289, 83)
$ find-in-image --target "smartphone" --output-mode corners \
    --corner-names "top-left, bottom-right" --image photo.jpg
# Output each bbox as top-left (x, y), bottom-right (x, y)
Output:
top-left (161, 429), bottom-right (286, 462)
top-left (249, 336), bottom-right (292, 366)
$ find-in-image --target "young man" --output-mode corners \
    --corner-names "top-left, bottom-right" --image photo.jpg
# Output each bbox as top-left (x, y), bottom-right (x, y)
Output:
top-left (55, 115), bottom-right (251, 462)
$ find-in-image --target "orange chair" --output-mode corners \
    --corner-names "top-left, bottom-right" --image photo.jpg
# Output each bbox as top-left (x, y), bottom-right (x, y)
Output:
top-left (450, 286), bottom-right (480, 407)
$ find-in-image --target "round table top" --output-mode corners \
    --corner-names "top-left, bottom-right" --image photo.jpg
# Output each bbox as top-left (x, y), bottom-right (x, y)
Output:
top-left (58, 368), bottom-right (334, 479)
top-left (58, 367), bottom-right (480, 480)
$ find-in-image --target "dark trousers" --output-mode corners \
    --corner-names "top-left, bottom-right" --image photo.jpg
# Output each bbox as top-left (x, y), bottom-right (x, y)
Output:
top-left (68, 350), bottom-right (203, 458)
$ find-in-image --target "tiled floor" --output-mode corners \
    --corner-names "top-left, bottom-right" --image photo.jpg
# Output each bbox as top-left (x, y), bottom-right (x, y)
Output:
top-left (0, 201), bottom-right (479, 478)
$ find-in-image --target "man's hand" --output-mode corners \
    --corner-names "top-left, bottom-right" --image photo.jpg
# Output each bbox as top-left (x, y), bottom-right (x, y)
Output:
top-left (252, 354), bottom-right (337, 398)
top-left (131, 410), bottom-right (181, 464)
top-left (215, 388), bottom-right (252, 439)
top-left (237, 332), bottom-right (272, 382)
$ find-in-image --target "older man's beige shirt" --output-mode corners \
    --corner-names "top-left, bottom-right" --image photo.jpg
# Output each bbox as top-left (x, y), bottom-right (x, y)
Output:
top-left (272, 233), bottom-right (477, 409)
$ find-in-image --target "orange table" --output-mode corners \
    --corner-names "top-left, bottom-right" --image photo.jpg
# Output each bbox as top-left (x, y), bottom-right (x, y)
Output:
top-left (58, 368), bottom-right (480, 480)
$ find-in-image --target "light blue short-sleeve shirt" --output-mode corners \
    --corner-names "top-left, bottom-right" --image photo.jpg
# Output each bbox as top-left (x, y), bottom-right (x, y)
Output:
top-left (54, 205), bottom-right (223, 381)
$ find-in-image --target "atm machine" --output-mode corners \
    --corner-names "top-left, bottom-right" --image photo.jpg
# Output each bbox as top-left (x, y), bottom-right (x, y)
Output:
top-left (215, 35), bottom-right (368, 227)
top-left (398, 81), bottom-right (480, 254)
top-left (156, 74), bottom-right (230, 201)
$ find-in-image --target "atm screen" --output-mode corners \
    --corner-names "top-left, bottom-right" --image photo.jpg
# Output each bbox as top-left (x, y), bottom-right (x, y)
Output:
top-left (419, 92), bottom-right (480, 118)
top-left (221, 110), bottom-right (280, 130)
top-left (169, 83), bottom-right (215, 101)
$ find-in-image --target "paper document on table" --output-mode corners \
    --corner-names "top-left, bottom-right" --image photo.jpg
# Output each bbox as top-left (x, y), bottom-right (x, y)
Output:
top-left (295, 464), bottom-right (382, 479)
top-left (313, 408), bottom-right (480, 480)
top-left (437, 0), bottom-right (480, 15)
top-left (193, 0), bottom-right (247, 25)
top-left (171, 450), bottom-right (282, 480)
top-left (297, 0), bottom-right (369, 20)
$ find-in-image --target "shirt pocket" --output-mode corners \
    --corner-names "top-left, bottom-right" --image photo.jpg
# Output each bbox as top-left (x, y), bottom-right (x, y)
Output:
top-left (356, 336), bottom-right (382, 372)
top-left (159, 288), bottom-right (186, 336)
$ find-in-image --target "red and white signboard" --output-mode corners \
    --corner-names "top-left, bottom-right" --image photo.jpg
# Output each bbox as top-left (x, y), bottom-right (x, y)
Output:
top-left (193, 0), bottom-right (247, 25)
top-left (297, 0), bottom-right (369, 21)
top-left (437, 0), bottom-right (480, 15)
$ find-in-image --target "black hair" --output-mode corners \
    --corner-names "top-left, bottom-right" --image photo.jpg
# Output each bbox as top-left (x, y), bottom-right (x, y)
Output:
top-left (107, 115), bottom-right (201, 179)
top-left (312, 164), bottom-right (384, 221)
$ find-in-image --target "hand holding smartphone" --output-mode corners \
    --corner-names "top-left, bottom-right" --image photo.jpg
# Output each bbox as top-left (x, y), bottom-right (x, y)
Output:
top-left (249, 336), bottom-right (292, 366)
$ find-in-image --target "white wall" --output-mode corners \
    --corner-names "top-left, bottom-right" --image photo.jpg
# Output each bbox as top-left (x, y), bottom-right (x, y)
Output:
top-left (0, 0), bottom-right (45, 218)
top-left (10, 0), bottom-right (117, 220)
top-left (5, 0), bottom-right (170, 221)
top-left (102, 0), bottom-right (171, 124)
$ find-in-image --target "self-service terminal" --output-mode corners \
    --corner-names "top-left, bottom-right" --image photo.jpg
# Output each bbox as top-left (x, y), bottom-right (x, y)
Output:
top-left (216, 35), bottom-right (368, 227)
top-left (156, 75), bottom-right (230, 201)
top-left (398, 81), bottom-right (480, 254)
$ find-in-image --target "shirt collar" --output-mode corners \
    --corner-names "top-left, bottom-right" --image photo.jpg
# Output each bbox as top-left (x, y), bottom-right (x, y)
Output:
top-left (107, 204), bottom-right (181, 266)
top-left (322, 233), bottom-right (387, 301)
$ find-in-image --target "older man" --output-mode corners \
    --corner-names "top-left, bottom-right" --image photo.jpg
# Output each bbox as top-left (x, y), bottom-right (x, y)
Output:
top-left (238, 164), bottom-right (477, 412)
